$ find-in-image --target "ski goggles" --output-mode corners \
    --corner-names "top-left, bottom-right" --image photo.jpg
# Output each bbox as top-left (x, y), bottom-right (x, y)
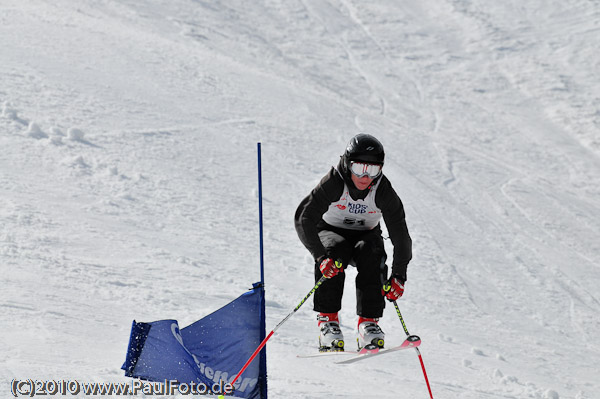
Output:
top-left (350, 162), bottom-right (382, 178)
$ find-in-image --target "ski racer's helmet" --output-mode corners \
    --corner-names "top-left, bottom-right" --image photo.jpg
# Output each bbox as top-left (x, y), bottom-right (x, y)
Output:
top-left (342, 134), bottom-right (385, 176)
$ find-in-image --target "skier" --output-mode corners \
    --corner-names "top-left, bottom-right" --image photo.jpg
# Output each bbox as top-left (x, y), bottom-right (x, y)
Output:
top-left (295, 134), bottom-right (412, 352)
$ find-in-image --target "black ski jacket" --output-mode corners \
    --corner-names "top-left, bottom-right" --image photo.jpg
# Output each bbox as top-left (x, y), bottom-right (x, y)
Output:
top-left (295, 159), bottom-right (412, 282)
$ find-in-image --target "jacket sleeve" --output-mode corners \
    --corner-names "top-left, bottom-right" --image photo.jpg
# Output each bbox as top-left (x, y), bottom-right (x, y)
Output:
top-left (376, 177), bottom-right (412, 282)
top-left (294, 168), bottom-right (344, 263)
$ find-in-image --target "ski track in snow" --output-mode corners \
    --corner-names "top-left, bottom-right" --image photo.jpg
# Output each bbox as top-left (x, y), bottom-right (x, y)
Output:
top-left (1, 0), bottom-right (599, 398)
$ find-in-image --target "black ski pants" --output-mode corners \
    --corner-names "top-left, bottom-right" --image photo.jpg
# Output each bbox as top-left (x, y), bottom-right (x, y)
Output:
top-left (313, 226), bottom-right (388, 318)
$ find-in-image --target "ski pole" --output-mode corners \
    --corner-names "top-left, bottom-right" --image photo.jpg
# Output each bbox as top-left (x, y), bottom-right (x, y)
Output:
top-left (390, 300), bottom-right (434, 399)
top-left (231, 268), bottom-right (337, 385)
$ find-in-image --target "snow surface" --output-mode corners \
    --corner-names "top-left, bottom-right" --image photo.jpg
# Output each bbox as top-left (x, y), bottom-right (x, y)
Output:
top-left (1, 0), bottom-right (599, 398)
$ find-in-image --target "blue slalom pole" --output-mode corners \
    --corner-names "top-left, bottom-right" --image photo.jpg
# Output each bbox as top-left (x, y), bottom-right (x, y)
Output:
top-left (256, 142), bottom-right (267, 399)
top-left (257, 142), bottom-right (265, 286)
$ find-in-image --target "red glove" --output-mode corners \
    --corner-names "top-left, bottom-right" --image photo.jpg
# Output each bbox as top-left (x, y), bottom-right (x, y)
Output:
top-left (382, 277), bottom-right (404, 301)
top-left (319, 258), bottom-right (343, 279)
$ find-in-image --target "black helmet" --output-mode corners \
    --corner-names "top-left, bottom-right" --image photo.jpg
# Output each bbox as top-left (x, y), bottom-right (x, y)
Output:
top-left (343, 134), bottom-right (385, 166)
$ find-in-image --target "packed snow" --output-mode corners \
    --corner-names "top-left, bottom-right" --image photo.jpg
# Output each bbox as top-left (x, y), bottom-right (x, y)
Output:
top-left (1, 0), bottom-right (599, 398)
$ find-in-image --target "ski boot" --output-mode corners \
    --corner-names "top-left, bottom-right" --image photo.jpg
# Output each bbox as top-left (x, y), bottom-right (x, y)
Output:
top-left (318, 313), bottom-right (344, 352)
top-left (357, 318), bottom-right (385, 350)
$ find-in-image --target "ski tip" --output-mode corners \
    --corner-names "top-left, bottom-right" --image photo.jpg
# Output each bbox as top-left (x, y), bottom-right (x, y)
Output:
top-left (409, 335), bottom-right (421, 342)
top-left (404, 335), bottom-right (421, 348)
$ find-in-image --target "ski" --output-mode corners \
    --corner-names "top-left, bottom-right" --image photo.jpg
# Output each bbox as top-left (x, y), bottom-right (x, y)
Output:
top-left (297, 351), bottom-right (353, 359)
top-left (334, 335), bottom-right (421, 364)
top-left (297, 335), bottom-right (420, 362)
top-left (297, 345), bottom-right (380, 359)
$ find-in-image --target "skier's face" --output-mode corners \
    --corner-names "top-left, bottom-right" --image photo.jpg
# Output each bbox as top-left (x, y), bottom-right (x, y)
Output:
top-left (351, 173), bottom-right (373, 191)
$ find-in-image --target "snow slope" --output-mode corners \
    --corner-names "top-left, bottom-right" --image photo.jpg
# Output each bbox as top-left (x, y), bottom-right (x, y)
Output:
top-left (1, 0), bottom-right (599, 398)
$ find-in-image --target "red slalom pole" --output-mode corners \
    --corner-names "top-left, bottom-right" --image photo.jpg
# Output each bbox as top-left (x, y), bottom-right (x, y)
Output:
top-left (231, 275), bottom-right (329, 386)
top-left (391, 300), bottom-right (434, 399)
